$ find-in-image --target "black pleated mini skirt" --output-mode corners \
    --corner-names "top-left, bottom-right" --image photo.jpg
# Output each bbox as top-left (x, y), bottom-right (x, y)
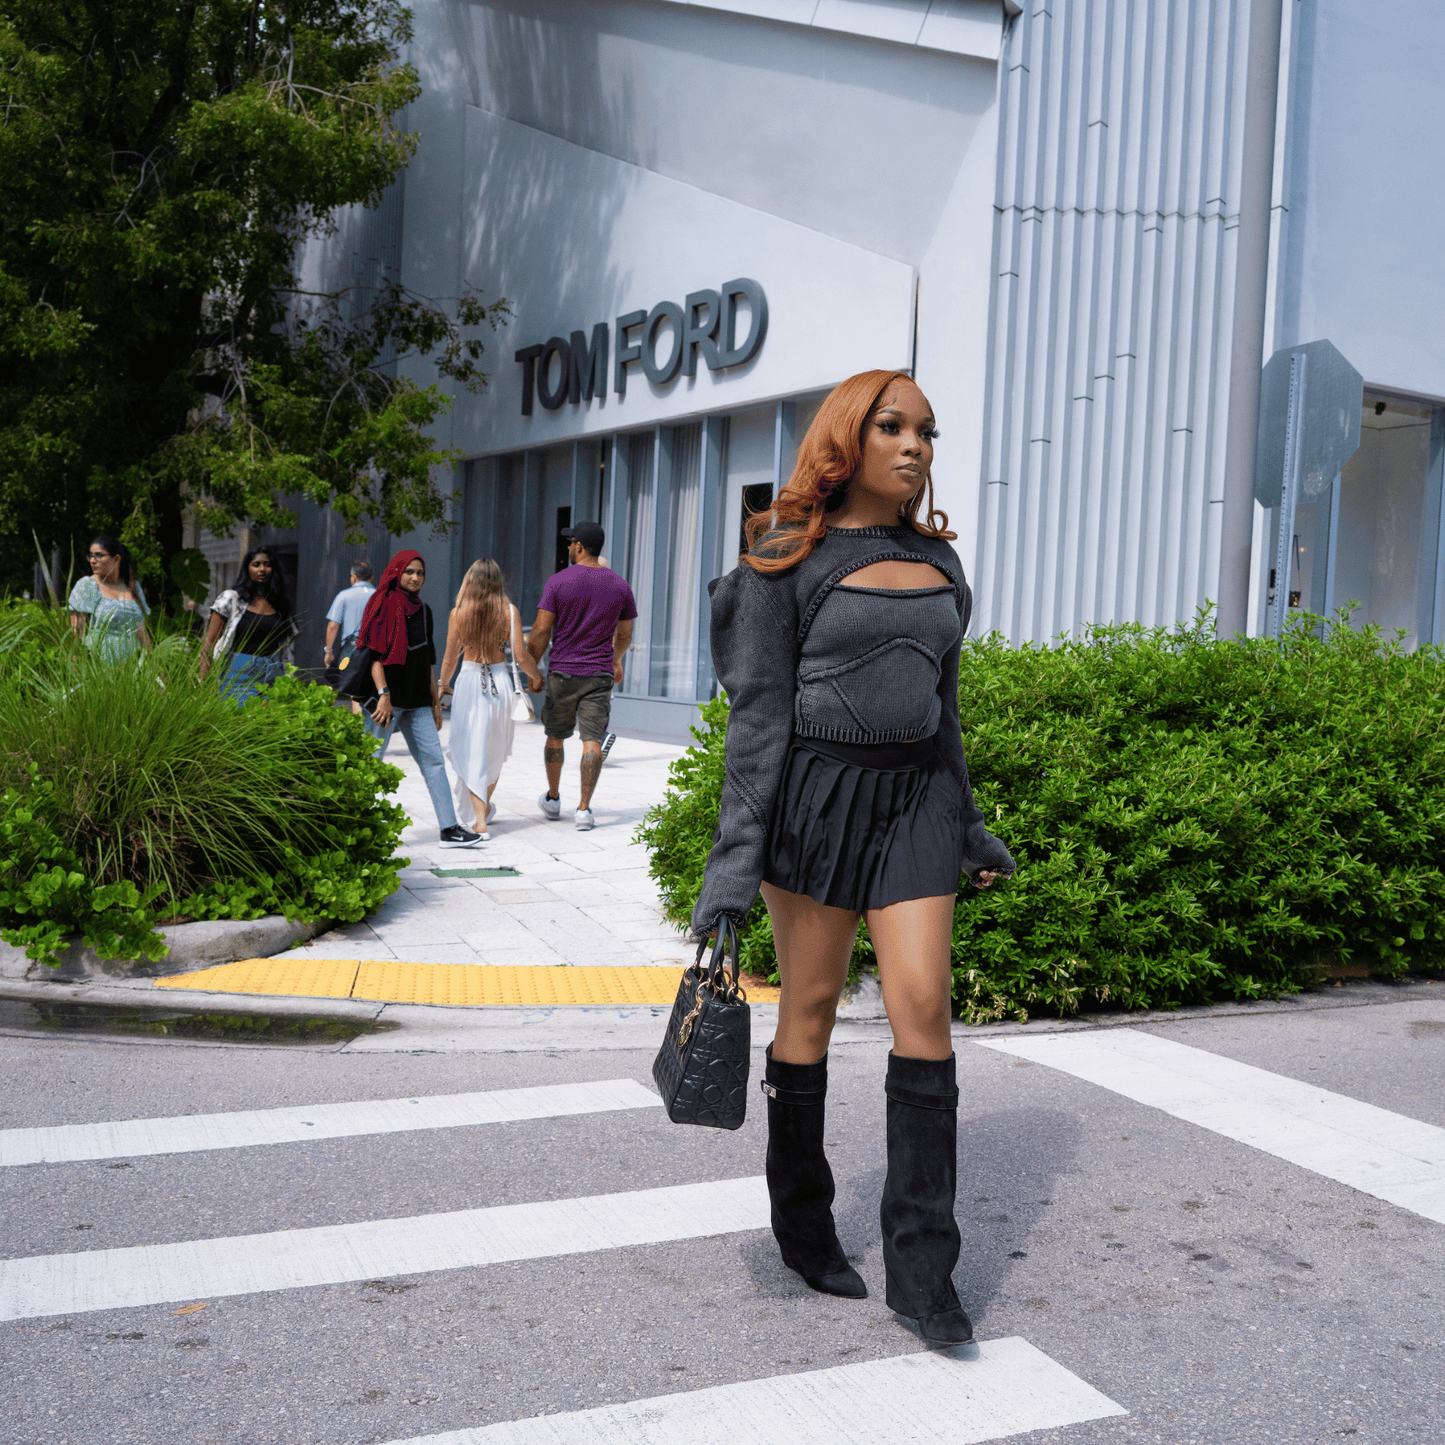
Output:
top-left (762, 733), bottom-right (964, 913)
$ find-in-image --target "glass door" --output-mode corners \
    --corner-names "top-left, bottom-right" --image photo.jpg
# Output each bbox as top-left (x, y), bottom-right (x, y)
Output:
top-left (1330, 394), bottom-right (1444, 647)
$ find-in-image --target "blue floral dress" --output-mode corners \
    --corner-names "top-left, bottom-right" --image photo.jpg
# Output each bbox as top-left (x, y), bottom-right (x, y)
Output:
top-left (67, 576), bottom-right (148, 660)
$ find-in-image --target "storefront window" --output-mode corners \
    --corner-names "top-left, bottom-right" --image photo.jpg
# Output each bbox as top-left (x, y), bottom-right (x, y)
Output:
top-left (651, 422), bottom-right (702, 698)
top-left (620, 430), bottom-right (656, 692)
top-left (1331, 396), bottom-right (1443, 647)
top-left (534, 445), bottom-right (572, 615)
top-left (494, 452), bottom-right (525, 601)
top-left (724, 404), bottom-right (775, 565)
top-left (463, 389), bottom-right (836, 718)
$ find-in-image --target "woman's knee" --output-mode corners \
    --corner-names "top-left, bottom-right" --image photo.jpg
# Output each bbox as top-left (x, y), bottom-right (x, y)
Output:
top-left (882, 975), bottom-right (951, 1029)
top-left (781, 982), bottom-right (841, 1025)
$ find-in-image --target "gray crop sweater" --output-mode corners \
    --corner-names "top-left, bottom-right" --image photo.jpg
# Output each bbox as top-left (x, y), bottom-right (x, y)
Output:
top-left (691, 524), bottom-right (1015, 936)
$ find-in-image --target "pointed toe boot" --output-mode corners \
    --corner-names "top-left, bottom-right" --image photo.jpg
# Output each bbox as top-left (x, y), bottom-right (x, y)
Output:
top-left (880, 1052), bottom-right (973, 1344)
top-left (763, 1045), bottom-right (867, 1299)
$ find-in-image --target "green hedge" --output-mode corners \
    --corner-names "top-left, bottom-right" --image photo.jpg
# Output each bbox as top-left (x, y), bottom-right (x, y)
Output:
top-left (0, 606), bottom-right (407, 966)
top-left (637, 611), bottom-right (1445, 1022)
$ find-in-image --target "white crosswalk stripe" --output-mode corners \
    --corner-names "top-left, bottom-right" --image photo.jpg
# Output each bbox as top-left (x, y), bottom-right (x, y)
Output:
top-left (0, 1175), bottom-right (771, 1322)
top-left (977, 1028), bottom-right (1445, 1223)
top-left (2, 1069), bottom-right (1141, 1444)
top-left (0, 1078), bottom-right (660, 1167)
top-left (386, 1337), bottom-right (1127, 1445)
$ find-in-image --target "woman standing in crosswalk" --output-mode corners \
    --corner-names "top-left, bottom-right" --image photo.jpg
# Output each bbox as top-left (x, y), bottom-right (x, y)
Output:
top-left (692, 370), bottom-right (1015, 1346)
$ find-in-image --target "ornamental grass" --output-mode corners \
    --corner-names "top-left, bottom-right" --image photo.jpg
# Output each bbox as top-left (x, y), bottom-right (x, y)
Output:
top-left (0, 605), bottom-right (406, 966)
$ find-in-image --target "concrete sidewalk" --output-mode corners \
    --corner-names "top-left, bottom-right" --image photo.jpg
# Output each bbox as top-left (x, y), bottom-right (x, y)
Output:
top-left (291, 712), bottom-right (697, 970)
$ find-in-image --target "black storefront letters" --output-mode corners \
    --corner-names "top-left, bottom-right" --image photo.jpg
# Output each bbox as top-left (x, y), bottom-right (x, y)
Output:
top-left (513, 279), bottom-right (767, 416)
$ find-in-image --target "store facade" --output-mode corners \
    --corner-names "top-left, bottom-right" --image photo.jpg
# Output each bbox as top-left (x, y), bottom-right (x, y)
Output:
top-left (274, 0), bottom-right (1445, 739)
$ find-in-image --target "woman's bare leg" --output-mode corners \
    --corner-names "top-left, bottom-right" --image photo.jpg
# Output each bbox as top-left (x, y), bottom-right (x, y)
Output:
top-left (468, 790), bottom-right (488, 826)
top-left (761, 882), bottom-right (858, 1064)
top-left (865, 894), bottom-right (957, 1059)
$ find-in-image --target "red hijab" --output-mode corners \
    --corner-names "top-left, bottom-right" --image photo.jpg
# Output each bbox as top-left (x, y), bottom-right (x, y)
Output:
top-left (358, 550), bottom-right (425, 667)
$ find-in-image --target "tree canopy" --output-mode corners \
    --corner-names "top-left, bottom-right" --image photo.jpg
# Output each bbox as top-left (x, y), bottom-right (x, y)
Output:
top-left (0, 0), bottom-right (500, 594)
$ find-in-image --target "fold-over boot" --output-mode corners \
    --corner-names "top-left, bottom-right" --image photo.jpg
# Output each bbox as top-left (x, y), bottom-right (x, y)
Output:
top-left (762, 1045), bottom-right (867, 1299)
top-left (880, 1052), bottom-right (973, 1344)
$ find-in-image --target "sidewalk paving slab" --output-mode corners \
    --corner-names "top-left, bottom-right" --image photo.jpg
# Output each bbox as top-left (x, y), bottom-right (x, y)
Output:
top-left (284, 717), bottom-right (695, 973)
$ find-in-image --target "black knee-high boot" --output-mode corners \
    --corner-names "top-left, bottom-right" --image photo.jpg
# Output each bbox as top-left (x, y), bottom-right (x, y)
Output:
top-left (880, 1052), bottom-right (973, 1344)
top-left (763, 1045), bottom-right (867, 1299)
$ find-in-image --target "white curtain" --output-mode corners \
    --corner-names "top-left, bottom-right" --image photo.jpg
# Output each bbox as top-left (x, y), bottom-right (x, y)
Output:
top-left (656, 423), bottom-right (702, 697)
top-left (622, 431), bottom-right (655, 693)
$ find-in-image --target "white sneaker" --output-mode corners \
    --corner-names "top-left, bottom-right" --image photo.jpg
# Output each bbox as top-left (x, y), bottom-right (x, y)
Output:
top-left (574, 808), bottom-right (595, 831)
top-left (539, 791), bottom-right (561, 821)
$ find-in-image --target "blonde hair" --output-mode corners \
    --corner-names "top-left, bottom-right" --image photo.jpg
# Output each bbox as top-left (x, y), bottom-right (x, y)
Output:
top-left (453, 558), bottom-right (511, 654)
top-left (742, 369), bottom-right (954, 574)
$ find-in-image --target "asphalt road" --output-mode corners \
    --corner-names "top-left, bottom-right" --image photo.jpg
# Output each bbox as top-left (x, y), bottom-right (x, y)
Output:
top-left (0, 987), bottom-right (1441, 1445)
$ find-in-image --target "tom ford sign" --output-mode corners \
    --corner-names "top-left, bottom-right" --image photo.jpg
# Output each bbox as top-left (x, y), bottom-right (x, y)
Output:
top-left (513, 279), bottom-right (767, 416)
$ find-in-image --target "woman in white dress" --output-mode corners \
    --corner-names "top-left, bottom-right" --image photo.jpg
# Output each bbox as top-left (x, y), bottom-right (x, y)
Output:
top-left (440, 559), bottom-right (544, 835)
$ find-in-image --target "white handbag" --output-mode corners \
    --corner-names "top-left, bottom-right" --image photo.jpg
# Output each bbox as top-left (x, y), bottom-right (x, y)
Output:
top-left (508, 651), bottom-right (533, 722)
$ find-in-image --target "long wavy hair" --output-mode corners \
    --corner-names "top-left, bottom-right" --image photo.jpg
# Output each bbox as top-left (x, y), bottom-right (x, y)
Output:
top-left (233, 547), bottom-right (291, 617)
top-left (742, 370), bottom-right (954, 574)
top-left (452, 557), bottom-right (511, 655)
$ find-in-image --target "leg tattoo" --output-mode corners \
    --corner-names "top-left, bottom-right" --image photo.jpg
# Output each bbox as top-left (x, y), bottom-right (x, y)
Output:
top-left (579, 745), bottom-right (602, 809)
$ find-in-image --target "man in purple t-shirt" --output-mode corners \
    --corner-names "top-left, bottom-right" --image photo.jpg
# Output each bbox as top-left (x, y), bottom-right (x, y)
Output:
top-left (527, 521), bottom-right (638, 830)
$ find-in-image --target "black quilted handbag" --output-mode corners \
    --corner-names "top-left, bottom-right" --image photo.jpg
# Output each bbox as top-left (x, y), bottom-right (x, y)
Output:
top-left (652, 918), bottom-right (751, 1130)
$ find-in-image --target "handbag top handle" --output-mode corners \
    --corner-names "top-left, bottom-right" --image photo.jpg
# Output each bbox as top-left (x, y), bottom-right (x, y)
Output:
top-left (694, 917), bottom-right (743, 1001)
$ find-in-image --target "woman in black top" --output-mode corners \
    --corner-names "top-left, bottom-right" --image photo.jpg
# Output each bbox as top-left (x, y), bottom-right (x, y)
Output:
top-left (692, 370), bottom-right (1015, 1345)
top-left (199, 548), bottom-right (295, 702)
top-left (358, 551), bottom-right (484, 850)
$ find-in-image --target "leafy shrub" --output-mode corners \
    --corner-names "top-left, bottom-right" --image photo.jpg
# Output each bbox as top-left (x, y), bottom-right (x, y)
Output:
top-left (0, 606), bottom-right (407, 964)
top-left (638, 611), bottom-right (1445, 1022)
top-left (0, 771), bottom-right (167, 966)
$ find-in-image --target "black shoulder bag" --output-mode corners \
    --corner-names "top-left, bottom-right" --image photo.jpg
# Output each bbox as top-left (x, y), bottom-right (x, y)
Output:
top-left (334, 644), bottom-right (379, 708)
top-left (652, 918), bottom-right (751, 1130)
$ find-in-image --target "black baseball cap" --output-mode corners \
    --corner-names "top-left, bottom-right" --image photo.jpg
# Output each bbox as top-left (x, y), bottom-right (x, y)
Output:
top-left (561, 521), bottom-right (605, 556)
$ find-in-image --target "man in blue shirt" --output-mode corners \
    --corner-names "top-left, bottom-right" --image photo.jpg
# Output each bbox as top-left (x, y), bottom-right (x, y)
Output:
top-left (324, 561), bottom-right (374, 677)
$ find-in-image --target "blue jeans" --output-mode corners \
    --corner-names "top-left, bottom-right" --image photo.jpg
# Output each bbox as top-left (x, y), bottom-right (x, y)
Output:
top-left (366, 706), bottom-right (459, 831)
top-left (221, 651), bottom-right (285, 704)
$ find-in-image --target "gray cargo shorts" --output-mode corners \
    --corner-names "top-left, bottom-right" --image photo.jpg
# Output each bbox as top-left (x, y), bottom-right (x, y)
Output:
top-left (542, 671), bottom-right (614, 742)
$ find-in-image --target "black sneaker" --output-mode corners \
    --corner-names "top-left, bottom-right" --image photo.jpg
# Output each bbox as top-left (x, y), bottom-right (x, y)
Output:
top-left (439, 825), bottom-right (485, 849)
top-left (599, 731), bottom-right (618, 763)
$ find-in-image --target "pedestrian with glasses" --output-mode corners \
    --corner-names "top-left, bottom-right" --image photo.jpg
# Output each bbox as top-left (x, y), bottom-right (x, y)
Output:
top-left (67, 534), bottom-right (150, 660)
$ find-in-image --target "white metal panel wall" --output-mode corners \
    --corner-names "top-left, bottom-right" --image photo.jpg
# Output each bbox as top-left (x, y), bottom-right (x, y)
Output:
top-left (976, 0), bottom-right (1252, 641)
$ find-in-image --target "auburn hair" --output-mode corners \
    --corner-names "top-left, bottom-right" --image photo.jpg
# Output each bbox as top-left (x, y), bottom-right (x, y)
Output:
top-left (452, 557), bottom-right (511, 655)
top-left (741, 369), bottom-right (954, 574)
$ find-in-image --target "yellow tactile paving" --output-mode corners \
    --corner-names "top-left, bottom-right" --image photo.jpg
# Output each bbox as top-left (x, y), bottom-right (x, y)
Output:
top-left (154, 957), bottom-right (782, 1006)
top-left (352, 960), bottom-right (672, 1006)
top-left (153, 957), bottom-right (360, 998)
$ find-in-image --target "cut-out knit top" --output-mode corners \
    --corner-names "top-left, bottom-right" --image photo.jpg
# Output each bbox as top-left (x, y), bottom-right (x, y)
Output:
top-left (691, 525), bottom-right (1014, 936)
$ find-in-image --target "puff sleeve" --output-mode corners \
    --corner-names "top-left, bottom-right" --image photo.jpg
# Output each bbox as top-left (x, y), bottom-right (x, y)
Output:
top-left (934, 576), bottom-right (1016, 884)
top-left (690, 563), bottom-right (799, 937)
